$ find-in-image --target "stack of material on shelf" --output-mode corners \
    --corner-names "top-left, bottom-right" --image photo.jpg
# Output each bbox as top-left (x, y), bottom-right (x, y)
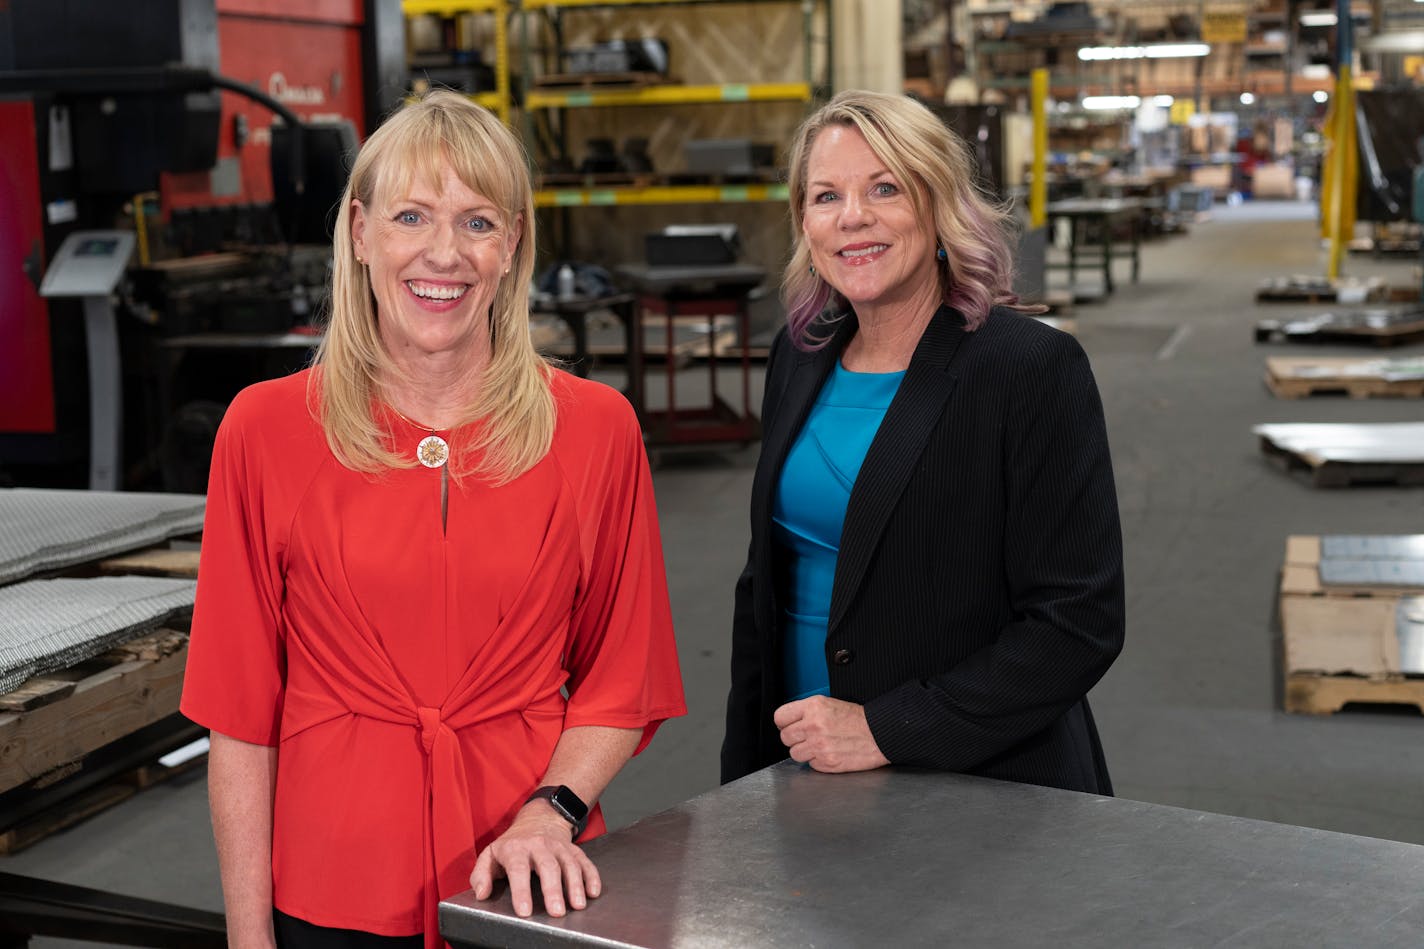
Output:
top-left (1253, 421), bottom-right (1424, 487)
top-left (1254, 307), bottom-right (1424, 346)
top-left (1279, 535), bottom-right (1424, 715)
top-left (1264, 356), bottom-right (1424, 399)
top-left (0, 488), bottom-right (205, 585)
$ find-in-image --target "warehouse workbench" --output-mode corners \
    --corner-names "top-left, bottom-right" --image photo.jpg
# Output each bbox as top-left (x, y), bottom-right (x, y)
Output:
top-left (1047, 197), bottom-right (1145, 296)
top-left (442, 760), bottom-right (1424, 948)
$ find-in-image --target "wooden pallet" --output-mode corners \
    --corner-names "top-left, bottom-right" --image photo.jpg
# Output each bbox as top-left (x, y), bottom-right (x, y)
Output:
top-left (1258, 437), bottom-right (1424, 488)
top-left (1285, 673), bottom-right (1424, 715)
top-left (1264, 357), bottom-right (1424, 399)
top-left (0, 628), bottom-right (192, 795)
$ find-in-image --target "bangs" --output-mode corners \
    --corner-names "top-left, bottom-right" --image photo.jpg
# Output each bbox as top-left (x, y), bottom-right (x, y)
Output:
top-left (360, 105), bottom-right (523, 220)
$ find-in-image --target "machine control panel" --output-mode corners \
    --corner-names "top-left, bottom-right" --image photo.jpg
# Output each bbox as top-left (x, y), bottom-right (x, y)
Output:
top-left (40, 230), bottom-right (135, 298)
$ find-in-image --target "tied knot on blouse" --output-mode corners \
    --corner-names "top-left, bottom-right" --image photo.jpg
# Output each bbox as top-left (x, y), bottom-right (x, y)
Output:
top-left (416, 705), bottom-right (446, 755)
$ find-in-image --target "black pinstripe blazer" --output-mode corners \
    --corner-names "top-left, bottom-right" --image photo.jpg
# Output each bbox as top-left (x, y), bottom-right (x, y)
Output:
top-left (721, 304), bottom-right (1125, 793)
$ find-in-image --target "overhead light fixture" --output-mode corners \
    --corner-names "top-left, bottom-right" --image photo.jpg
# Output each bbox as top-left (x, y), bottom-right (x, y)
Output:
top-left (1153, 94), bottom-right (1175, 106)
top-left (1078, 43), bottom-right (1211, 61)
top-left (1240, 92), bottom-right (1256, 105)
top-left (1082, 95), bottom-right (1142, 110)
top-left (1313, 90), bottom-right (1329, 102)
top-left (1299, 12), bottom-right (1338, 26)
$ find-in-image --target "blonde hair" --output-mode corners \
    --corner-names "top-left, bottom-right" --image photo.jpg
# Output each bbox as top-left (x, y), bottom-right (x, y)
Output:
top-left (782, 90), bottom-right (1033, 348)
top-left (314, 89), bottom-right (552, 484)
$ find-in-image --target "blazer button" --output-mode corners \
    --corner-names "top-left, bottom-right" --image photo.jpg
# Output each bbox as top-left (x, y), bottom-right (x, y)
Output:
top-left (832, 649), bottom-right (854, 665)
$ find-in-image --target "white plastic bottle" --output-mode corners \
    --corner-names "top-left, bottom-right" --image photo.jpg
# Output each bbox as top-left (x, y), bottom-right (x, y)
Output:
top-left (557, 263), bottom-right (576, 300)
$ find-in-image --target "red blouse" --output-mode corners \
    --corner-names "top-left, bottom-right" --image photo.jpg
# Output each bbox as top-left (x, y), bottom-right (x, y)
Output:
top-left (180, 368), bottom-right (686, 944)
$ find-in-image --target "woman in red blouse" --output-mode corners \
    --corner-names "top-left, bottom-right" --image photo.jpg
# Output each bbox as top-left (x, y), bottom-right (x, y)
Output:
top-left (180, 90), bottom-right (686, 949)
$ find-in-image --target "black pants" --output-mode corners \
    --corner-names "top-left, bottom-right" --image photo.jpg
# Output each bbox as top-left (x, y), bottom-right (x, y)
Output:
top-left (273, 909), bottom-right (423, 948)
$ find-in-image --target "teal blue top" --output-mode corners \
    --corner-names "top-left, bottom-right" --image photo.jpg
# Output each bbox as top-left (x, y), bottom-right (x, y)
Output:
top-left (772, 360), bottom-right (905, 701)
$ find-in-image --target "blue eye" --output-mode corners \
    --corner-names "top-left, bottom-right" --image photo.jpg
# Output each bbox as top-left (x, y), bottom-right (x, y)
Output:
top-left (874, 182), bottom-right (898, 196)
top-left (466, 216), bottom-right (491, 232)
top-left (812, 191), bottom-right (838, 204)
top-left (397, 210), bottom-right (421, 225)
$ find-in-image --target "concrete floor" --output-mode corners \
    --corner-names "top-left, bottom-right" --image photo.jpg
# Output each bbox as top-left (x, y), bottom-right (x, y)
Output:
top-left (7, 201), bottom-right (1424, 945)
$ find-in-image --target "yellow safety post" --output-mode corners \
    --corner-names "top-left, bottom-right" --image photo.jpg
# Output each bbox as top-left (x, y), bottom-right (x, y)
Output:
top-left (1031, 68), bottom-right (1048, 229)
top-left (1322, 0), bottom-right (1358, 281)
top-left (1323, 65), bottom-right (1358, 280)
top-left (494, 0), bottom-right (510, 125)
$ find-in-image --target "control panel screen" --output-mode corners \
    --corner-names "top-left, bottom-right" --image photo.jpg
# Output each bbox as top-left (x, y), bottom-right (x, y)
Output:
top-left (74, 237), bottom-right (121, 257)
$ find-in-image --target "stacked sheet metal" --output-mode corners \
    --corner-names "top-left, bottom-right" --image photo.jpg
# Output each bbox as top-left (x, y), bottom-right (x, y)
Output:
top-left (0, 576), bottom-right (197, 694)
top-left (0, 488), bottom-right (205, 586)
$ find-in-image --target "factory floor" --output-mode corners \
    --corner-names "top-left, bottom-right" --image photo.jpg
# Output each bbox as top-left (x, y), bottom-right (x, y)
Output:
top-left (7, 200), bottom-right (1424, 946)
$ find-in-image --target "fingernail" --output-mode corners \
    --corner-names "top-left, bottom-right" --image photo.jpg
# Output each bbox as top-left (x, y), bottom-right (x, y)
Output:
top-left (517, 901), bottom-right (531, 916)
top-left (572, 896), bottom-right (586, 909)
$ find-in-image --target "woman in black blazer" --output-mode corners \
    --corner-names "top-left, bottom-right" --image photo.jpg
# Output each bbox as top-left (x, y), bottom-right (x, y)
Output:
top-left (722, 91), bottom-right (1124, 794)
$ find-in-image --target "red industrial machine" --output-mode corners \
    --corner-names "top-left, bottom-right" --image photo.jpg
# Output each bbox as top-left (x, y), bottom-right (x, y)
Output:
top-left (0, 0), bottom-right (403, 490)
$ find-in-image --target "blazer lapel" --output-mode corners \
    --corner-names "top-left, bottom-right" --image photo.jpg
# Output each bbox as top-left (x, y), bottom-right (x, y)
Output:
top-left (751, 321), bottom-right (849, 540)
top-left (828, 306), bottom-right (966, 634)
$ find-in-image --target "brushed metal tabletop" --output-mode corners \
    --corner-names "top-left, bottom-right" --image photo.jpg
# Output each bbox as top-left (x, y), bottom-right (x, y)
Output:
top-left (441, 761), bottom-right (1424, 948)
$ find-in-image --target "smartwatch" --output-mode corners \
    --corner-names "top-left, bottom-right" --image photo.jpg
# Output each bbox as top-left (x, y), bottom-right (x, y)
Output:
top-left (526, 785), bottom-right (589, 838)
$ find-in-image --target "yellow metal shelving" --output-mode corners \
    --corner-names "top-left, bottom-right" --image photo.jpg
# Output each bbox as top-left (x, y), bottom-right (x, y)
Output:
top-left (402, 0), bottom-right (500, 14)
top-left (526, 82), bottom-right (811, 110)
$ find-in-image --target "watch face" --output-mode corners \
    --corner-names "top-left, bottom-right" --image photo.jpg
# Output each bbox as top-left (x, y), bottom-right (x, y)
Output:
top-left (553, 785), bottom-right (589, 822)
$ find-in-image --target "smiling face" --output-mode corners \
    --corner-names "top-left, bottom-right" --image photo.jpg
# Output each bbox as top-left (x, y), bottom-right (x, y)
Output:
top-left (801, 124), bottom-right (941, 322)
top-left (350, 158), bottom-right (522, 372)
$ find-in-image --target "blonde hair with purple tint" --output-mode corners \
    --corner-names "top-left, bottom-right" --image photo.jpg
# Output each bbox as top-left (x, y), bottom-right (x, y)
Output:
top-left (782, 90), bottom-right (1033, 349)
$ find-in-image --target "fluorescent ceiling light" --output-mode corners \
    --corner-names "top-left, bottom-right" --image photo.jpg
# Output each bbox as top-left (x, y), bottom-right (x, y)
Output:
top-left (1078, 43), bottom-right (1210, 61)
top-left (1153, 94), bottom-right (1175, 106)
top-left (1145, 43), bottom-right (1211, 58)
top-left (1299, 12), bottom-right (1338, 26)
top-left (1082, 95), bottom-right (1141, 110)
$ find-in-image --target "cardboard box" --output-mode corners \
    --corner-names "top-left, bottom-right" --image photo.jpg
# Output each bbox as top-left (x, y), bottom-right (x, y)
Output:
top-left (1279, 535), bottom-right (1424, 676)
top-left (1252, 162), bottom-right (1295, 198)
top-left (1190, 165), bottom-right (1231, 191)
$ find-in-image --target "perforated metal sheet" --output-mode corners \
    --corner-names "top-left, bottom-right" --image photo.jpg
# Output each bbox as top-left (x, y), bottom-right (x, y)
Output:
top-left (0, 488), bottom-right (205, 586)
top-left (0, 576), bottom-right (196, 694)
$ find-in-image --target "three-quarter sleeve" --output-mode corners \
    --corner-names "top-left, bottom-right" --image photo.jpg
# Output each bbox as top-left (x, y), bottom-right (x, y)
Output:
top-left (559, 386), bottom-right (686, 754)
top-left (180, 390), bottom-right (289, 746)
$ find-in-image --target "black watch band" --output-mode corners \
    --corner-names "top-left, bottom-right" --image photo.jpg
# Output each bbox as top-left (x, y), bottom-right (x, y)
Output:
top-left (526, 784), bottom-right (589, 838)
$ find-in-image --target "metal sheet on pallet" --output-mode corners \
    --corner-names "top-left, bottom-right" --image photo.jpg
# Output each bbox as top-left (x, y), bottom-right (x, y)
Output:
top-left (0, 576), bottom-right (195, 694)
top-left (441, 762), bottom-right (1424, 949)
top-left (1399, 597), bottom-right (1424, 675)
top-left (1319, 535), bottom-right (1424, 587)
top-left (0, 489), bottom-right (205, 586)
top-left (1253, 422), bottom-right (1424, 463)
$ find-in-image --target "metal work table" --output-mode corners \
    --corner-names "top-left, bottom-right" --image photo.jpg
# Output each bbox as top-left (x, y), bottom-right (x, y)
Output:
top-left (442, 761), bottom-right (1424, 948)
top-left (531, 293), bottom-right (640, 393)
top-left (614, 263), bottom-right (764, 448)
top-left (1046, 197), bottom-right (1145, 296)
